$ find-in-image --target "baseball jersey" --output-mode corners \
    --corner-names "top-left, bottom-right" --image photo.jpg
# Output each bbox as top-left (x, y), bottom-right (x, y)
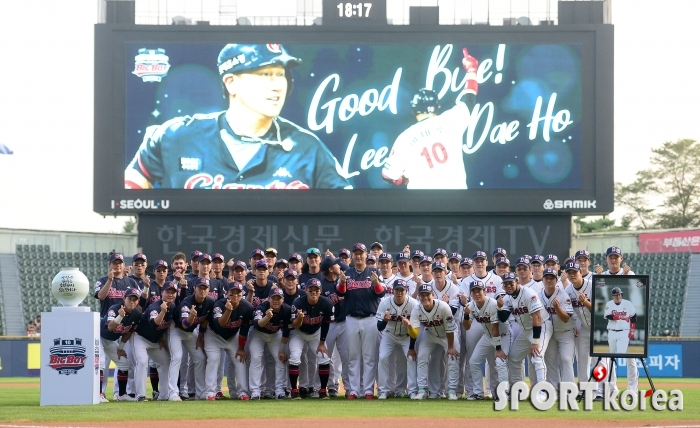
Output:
top-left (291, 296), bottom-right (334, 335)
top-left (376, 296), bottom-right (418, 337)
top-left (522, 279), bottom-right (544, 294)
top-left (298, 271), bottom-right (324, 290)
top-left (252, 301), bottom-right (292, 337)
top-left (321, 276), bottom-right (345, 323)
top-left (468, 297), bottom-right (510, 340)
top-left (137, 299), bottom-right (176, 343)
top-left (396, 273), bottom-right (417, 296)
top-left (100, 304), bottom-right (142, 341)
top-left (431, 280), bottom-right (461, 315)
top-left (341, 267), bottom-right (385, 318)
top-left (565, 278), bottom-right (593, 329)
top-left (210, 298), bottom-right (254, 340)
top-left (127, 113), bottom-right (349, 189)
top-left (175, 295), bottom-right (216, 332)
top-left (382, 102), bottom-right (470, 189)
top-left (538, 286), bottom-right (575, 332)
top-left (94, 276), bottom-right (139, 317)
top-left (283, 286), bottom-right (307, 307)
top-left (128, 274), bottom-right (148, 291)
top-left (186, 277), bottom-right (225, 300)
top-left (462, 272), bottom-right (503, 299)
top-left (140, 279), bottom-right (165, 308)
top-left (503, 286), bottom-right (549, 331)
top-left (249, 280), bottom-right (278, 309)
top-left (604, 299), bottom-right (636, 331)
top-left (245, 271), bottom-right (277, 283)
top-left (380, 273), bottom-right (397, 294)
top-left (410, 300), bottom-right (457, 339)
top-left (603, 269), bottom-right (636, 275)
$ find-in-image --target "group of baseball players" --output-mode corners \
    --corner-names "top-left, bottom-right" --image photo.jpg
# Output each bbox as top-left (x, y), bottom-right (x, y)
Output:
top-left (95, 243), bottom-right (639, 402)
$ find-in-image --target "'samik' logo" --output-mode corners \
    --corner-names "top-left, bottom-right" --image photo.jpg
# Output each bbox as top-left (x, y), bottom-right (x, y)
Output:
top-left (49, 338), bottom-right (87, 375)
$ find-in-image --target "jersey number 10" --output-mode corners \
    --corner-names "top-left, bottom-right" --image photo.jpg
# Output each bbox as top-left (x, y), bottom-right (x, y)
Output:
top-left (420, 143), bottom-right (448, 169)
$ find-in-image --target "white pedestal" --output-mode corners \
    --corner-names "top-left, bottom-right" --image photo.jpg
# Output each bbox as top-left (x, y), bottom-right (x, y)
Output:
top-left (40, 307), bottom-right (100, 406)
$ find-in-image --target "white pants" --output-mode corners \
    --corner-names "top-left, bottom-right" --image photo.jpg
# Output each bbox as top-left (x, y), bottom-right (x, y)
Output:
top-left (132, 334), bottom-right (170, 399)
top-left (167, 325), bottom-right (206, 399)
top-left (248, 329), bottom-right (287, 396)
top-left (326, 321), bottom-right (348, 391)
top-left (460, 323), bottom-right (485, 396)
top-left (378, 331), bottom-right (417, 395)
top-left (346, 316), bottom-right (379, 396)
top-left (100, 337), bottom-right (132, 396)
top-left (204, 329), bottom-right (249, 399)
top-left (417, 332), bottom-right (459, 392)
top-left (469, 331), bottom-right (511, 396)
top-left (597, 357), bottom-right (638, 395)
top-left (289, 329), bottom-right (330, 366)
top-left (575, 324), bottom-right (591, 383)
top-left (216, 349), bottom-right (226, 394)
top-left (545, 328), bottom-right (576, 392)
top-left (507, 324), bottom-right (552, 387)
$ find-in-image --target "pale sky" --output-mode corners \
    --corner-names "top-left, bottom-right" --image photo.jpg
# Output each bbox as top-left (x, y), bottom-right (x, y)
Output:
top-left (0, 0), bottom-right (698, 233)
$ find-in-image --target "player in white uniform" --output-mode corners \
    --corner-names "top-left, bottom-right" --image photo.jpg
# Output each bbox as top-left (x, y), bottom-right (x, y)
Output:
top-left (497, 272), bottom-right (552, 402)
top-left (381, 48), bottom-right (478, 189)
top-left (575, 250), bottom-right (593, 283)
top-left (605, 287), bottom-right (636, 354)
top-left (563, 262), bottom-right (595, 400)
top-left (516, 256), bottom-right (542, 387)
top-left (395, 252), bottom-right (418, 296)
top-left (409, 283), bottom-right (460, 400)
top-left (539, 268), bottom-right (575, 393)
top-left (461, 280), bottom-right (511, 401)
top-left (376, 279), bottom-right (419, 399)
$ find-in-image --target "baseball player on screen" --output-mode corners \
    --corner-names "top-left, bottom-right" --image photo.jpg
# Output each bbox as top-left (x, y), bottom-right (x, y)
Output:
top-left (605, 287), bottom-right (637, 354)
top-left (125, 44), bottom-right (350, 190)
top-left (381, 47), bottom-right (478, 189)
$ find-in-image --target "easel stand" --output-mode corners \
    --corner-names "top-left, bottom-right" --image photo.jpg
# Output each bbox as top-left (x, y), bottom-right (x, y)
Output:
top-left (588, 356), bottom-right (656, 393)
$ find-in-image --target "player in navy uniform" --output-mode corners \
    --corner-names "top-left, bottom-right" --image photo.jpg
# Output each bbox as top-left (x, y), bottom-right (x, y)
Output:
top-left (288, 279), bottom-right (335, 399)
top-left (246, 260), bottom-right (278, 308)
top-left (100, 288), bottom-right (142, 402)
top-left (186, 251), bottom-right (201, 281)
top-left (133, 282), bottom-right (178, 401)
top-left (298, 247), bottom-right (324, 287)
top-left (281, 269), bottom-right (306, 306)
top-left (204, 282), bottom-right (255, 400)
top-left (320, 256), bottom-right (348, 397)
top-left (138, 259), bottom-right (169, 399)
top-left (337, 243), bottom-right (385, 399)
top-left (188, 253), bottom-right (224, 300)
top-left (249, 288), bottom-right (293, 399)
top-left (168, 278), bottom-right (215, 400)
top-left (295, 249), bottom-right (323, 397)
top-left (125, 44), bottom-right (350, 190)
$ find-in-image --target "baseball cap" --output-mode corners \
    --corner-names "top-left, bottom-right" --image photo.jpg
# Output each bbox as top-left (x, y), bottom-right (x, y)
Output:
top-left (254, 260), bottom-right (268, 270)
top-left (125, 288), bottom-right (141, 299)
top-left (250, 249), bottom-right (264, 258)
top-left (194, 277), bottom-right (210, 288)
top-left (460, 258), bottom-right (474, 267)
top-left (320, 256), bottom-right (340, 272)
top-left (288, 253), bottom-right (303, 262)
top-left (575, 250), bottom-right (591, 260)
top-left (132, 253), bottom-right (147, 263)
top-left (275, 259), bottom-right (289, 267)
top-left (306, 247), bottom-right (321, 257)
top-left (371, 242), bottom-right (383, 250)
top-left (366, 254), bottom-right (377, 263)
top-left (109, 253), bottom-right (124, 263)
top-left (492, 247), bottom-right (507, 257)
top-left (392, 279), bottom-right (408, 290)
top-left (433, 248), bottom-right (447, 258)
top-left (162, 281), bottom-right (177, 292)
top-left (212, 253), bottom-right (225, 262)
top-left (522, 255), bottom-right (532, 263)
top-left (470, 280), bottom-right (485, 290)
top-left (265, 247), bottom-right (278, 256)
top-left (154, 260), bottom-right (168, 270)
top-left (449, 252), bottom-right (462, 262)
top-left (612, 287), bottom-right (622, 295)
top-left (227, 281), bottom-right (244, 293)
top-left (378, 253), bottom-right (393, 262)
top-left (606, 246), bottom-right (622, 257)
top-left (418, 283), bottom-right (434, 294)
top-left (472, 251), bottom-right (487, 260)
top-left (338, 248), bottom-right (351, 258)
top-left (543, 267), bottom-right (558, 277)
top-left (233, 261), bottom-right (247, 270)
top-left (564, 262), bottom-right (581, 272)
top-left (411, 250), bottom-right (425, 260)
top-left (269, 288), bottom-right (284, 299)
top-left (530, 255), bottom-right (545, 265)
top-left (419, 255), bottom-right (433, 265)
top-left (198, 253), bottom-right (213, 263)
top-left (190, 250), bottom-right (202, 261)
top-left (564, 255), bottom-right (575, 265)
top-left (396, 252), bottom-right (410, 262)
top-left (495, 257), bottom-right (510, 266)
top-left (432, 261), bottom-right (447, 271)
top-left (545, 254), bottom-right (559, 264)
top-left (515, 257), bottom-right (530, 268)
top-left (283, 269), bottom-right (298, 279)
top-left (352, 243), bottom-right (367, 253)
top-left (305, 278), bottom-right (322, 289)
top-left (501, 272), bottom-right (517, 282)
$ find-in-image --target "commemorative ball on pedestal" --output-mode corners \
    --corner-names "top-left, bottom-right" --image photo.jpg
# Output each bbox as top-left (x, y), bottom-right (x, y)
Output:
top-left (51, 268), bottom-right (89, 307)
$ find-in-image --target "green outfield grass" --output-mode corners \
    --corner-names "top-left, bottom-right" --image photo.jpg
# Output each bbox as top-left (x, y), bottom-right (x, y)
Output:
top-left (0, 378), bottom-right (697, 422)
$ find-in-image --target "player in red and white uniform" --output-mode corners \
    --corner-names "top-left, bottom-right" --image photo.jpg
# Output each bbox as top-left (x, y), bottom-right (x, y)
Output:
top-left (605, 287), bottom-right (636, 354)
top-left (381, 48), bottom-right (478, 189)
top-left (539, 268), bottom-right (575, 393)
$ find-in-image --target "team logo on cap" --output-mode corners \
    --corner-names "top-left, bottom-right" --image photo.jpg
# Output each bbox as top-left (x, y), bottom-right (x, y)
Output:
top-left (133, 48), bottom-right (170, 82)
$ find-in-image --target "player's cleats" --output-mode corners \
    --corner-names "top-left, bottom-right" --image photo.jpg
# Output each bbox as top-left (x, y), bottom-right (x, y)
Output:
top-left (250, 394), bottom-right (261, 400)
top-left (277, 394), bottom-right (289, 400)
top-left (291, 389), bottom-right (301, 400)
top-left (483, 391), bottom-right (493, 399)
top-left (299, 387), bottom-right (309, 398)
top-left (310, 390), bottom-right (320, 398)
top-left (466, 394), bottom-right (484, 401)
top-left (116, 394), bottom-right (136, 402)
top-left (593, 395), bottom-right (604, 402)
top-left (99, 393), bottom-right (109, 403)
top-left (377, 392), bottom-right (388, 400)
top-left (365, 393), bottom-right (375, 400)
top-left (448, 390), bottom-right (459, 400)
top-left (215, 391), bottom-right (226, 400)
top-left (179, 394), bottom-right (189, 401)
top-left (136, 396), bottom-right (148, 402)
top-left (412, 389), bottom-right (427, 400)
top-left (169, 395), bottom-right (182, 402)
top-left (152, 391), bottom-right (159, 401)
top-left (328, 389), bottom-right (338, 397)
top-left (239, 394), bottom-right (250, 401)
top-left (318, 389), bottom-right (329, 400)
top-left (346, 393), bottom-right (358, 400)
top-left (262, 392), bottom-right (275, 399)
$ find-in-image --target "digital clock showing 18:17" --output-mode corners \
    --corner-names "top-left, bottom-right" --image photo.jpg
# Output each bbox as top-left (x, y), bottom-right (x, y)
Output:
top-left (337, 2), bottom-right (373, 18)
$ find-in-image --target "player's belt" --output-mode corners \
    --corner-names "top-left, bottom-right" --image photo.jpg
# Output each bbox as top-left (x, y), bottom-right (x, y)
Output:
top-left (609, 329), bottom-right (624, 332)
top-left (348, 314), bottom-right (370, 319)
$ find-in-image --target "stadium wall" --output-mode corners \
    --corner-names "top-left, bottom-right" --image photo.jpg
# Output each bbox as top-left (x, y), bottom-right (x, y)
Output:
top-left (0, 228), bottom-right (138, 255)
